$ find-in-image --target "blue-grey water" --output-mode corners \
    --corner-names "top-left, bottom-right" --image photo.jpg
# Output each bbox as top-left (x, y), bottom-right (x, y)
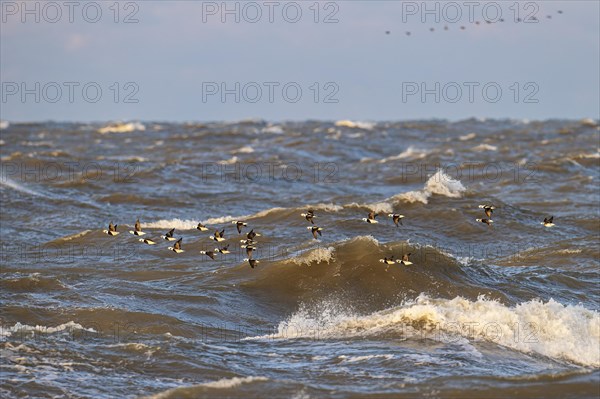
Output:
top-left (1, 119), bottom-right (599, 398)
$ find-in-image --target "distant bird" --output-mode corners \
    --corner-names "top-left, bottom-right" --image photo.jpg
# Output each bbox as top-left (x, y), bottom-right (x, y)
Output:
top-left (362, 212), bottom-right (379, 224)
top-left (308, 226), bottom-right (323, 239)
top-left (397, 253), bottom-right (413, 266)
top-left (385, 30), bottom-right (390, 34)
top-left (430, 27), bottom-right (435, 32)
top-left (243, 258), bottom-right (260, 268)
top-left (103, 222), bottom-right (119, 236)
top-left (129, 219), bottom-right (145, 236)
top-left (246, 229), bottom-right (261, 240)
top-left (388, 213), bottom-right (404, 227)
top-left (197, 223), bottom-right (209, 232)
top-left (139, 238), bottom-right (156, 245)
top-left (379, 256), bottom-right (396, 265)
top-left (168, 238), bottom-right (184, 253)
top-left (557, 10), bottom-right (563, 14)
top-left (161, 228), bottom-right (177, 241)
top-left (479, 204), bottom-right (495, 219)
top-left (215, 245), bottom-right (230, 254)
top-left (200, 250), bottom-right (216, 260)
top-left (476, 218), bottom-right (493, 226)
top-left (444, 25), bottom-right (449, 30)
top-left (546, 15), bottom-right (552, 19)
top-left (232, 220), bottom-right (247, 234)
top-left (212, 229), bottom-right (226, 242)
top-left (542, 216), bottom-right (555, 227)
top-left (406, 31), bottom-right (411, 36)
top-left (301, 210), bottom-right (315, 224)
top-left (460, 26), bottom-right (466, 30)
top-left (475, 21), bottom-right (480, 25)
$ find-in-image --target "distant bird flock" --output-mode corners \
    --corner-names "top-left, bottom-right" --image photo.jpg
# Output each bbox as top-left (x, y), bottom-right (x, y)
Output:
top-left (103, 209), bottom-right (555, 269)
top-left (387, 9), bottom-right (565, 36)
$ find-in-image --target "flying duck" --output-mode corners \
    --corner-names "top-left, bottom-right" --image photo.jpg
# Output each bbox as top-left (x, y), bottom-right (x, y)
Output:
top-left (232, 220), bottom-right (247, 234)
top-left (308, 226), bottom-right (323, 239)
top-left (129, 219), bottom-right (145, 236)
top-left (215, 245), bottom-right (230, 254)
top-left (397, 253), bottom-right (413, 266)
top-left (197, 223), bottom-right (209, 232)
top-left (243, 258), bottom-right (260, 269)
top-left (199, 250), bottom-right (216, 260)
top-left (479, 205), bottom-right (495, 219)
top-left (212, 229), bottom-right (226, 242)
top-left (300, 210), bottom-right (316, 224)
top-left (362, 212), bottom-right (379, 224)
top-left (103, 222), bottom-right (119, 236)
top-left (379, 256), bottom-right (396, 265)
top-left (475, 218), bottom-right (493, 226)
top-left (388, 213), bottom-right (404, 227)
top-left (168, 238), bottom-right (184, 253)
top-left (542, 216), bottom-right (555, 227)
top-left (161, 228), bottom-right (177, 241)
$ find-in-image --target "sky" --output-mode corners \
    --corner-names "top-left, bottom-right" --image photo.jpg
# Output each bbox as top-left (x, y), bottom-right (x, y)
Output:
top-left (1, 0), bottom-right (599, 122)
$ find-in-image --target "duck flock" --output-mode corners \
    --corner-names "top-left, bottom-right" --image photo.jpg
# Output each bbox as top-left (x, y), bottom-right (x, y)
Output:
top-left (102, 207), bottom-right (555, 269)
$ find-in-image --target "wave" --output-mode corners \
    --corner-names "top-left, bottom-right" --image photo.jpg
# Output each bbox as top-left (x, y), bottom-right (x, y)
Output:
top-left (0, 176), bottom-right (45, 197)
top-left (0, 321), bottom-right (96, 338)
top-left (218, 156), bottom-right (239, 165)
top-left (343, 169), bottom-right (466, 210)
top-left (97, 122), bottom-right (146, 134)
top-left (285, 246), bottom-right (335, 266)
top-left (459, 132), bottom-right (477, 141)
top-left (145, 376), bottom-right (269, 398)
top-left (392, 169), bottom-right (466, 204)
top-left (472, 143), bottom-right (498, 152)
top-left (361, 146), bottom-right (429, 163)
top-left (334, 120), bottom-right (375, 130)
top-left (231, 146), bottom-right (255, 154)
top-left (338, 354), bottom-right (395, 363)
top-left (0, 120), bottom-right (9, 130)
top-left (254, 295), bottom-right (600, 367)
top-left (261, 125), bottom-right (284, 134)
top-left (139, 170), bottom-right (463, 235)
top-left (1, 273), bottom-right (67, 292)
top-left (379, 146), bottom-right (429, 162)
top-left (143, 205), bottom-right (346, 230)
top-left (47, 230), bottom-right (92, 244)
top-left (239, 234), bottom-right (492, 313)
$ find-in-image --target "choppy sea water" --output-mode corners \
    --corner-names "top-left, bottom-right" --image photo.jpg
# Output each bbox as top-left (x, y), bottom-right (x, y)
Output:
top-left (0, 119), bottom-right (599, 398)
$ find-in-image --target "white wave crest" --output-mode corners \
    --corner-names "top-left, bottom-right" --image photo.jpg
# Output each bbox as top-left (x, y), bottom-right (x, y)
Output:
top-left (97, 122), bottom-right (145, 134)
top-left (144, 207), bottom-right (288, 230)
top-left (334, 120), bottom-right (375, 130)
top-left (257, 295), bottom-right (600, 367)
top-left (459, 132), bottom-right (477, 141)
top-left (232, 146), bottom-right (255, 154)
top-left (145, 376), bottom-right (269, 398)
top-left (472, 144), bottom-right (498, 152)
top-left (378, 146), bottom-right (428, 163)
top-left (288, 246), bottom-right (335, 266)
top-left (0, 321), bottom-right (96, 338)
top-left (393, 169), bottom-right (466, 204)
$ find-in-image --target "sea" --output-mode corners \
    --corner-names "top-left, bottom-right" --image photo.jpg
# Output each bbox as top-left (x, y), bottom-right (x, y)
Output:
top-left (1, 118), bottom-right (599, 398)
